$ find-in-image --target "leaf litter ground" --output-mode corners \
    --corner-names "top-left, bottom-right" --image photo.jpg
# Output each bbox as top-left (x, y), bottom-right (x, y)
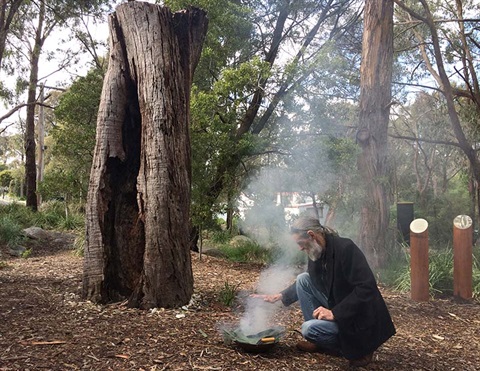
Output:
top-left (1, 241), bottom-right (479, 370)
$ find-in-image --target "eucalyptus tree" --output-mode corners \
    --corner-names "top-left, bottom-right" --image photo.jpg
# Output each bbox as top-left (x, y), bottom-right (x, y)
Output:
top-left (4, 0), bottom-right (110, 210)
top-left (0, 0), bottom-right (24, 72)
top-left (389, 92), bottom-right (470, 242)
top-left (390, 92), bottom-right (463, 203)
top-left (166, 0), bottom-right (363, 243)
top-left (42, 67), bottom-right (104, 205)
top-left (356, 0), bottom-right (394, 269)
top-left (393, 0), bottom-right (480, 225)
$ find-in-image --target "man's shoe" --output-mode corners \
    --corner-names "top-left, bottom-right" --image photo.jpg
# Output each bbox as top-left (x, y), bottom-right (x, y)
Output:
top-left (296, 341), bottom-right (320, 353)
top-left (296, 341), bottom-right (342, 357)
top-left (349, 352), bottom-right (373, 367)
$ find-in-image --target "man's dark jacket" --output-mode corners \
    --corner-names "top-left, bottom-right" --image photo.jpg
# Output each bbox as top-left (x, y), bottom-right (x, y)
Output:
top-left (281, 234), bottom-right (395, 360)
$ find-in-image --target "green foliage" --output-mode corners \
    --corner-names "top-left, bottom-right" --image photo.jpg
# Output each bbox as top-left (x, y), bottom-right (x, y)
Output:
top-left (0, 201), bottom-right (84, 234)
top-left (387, 246), bottom-right (480, 300)
top-left (164, 0), bottom-right (253, 90)
top-left (177, 0), bottom-right (363, 239)
top-left (21, 248), bottom-right (32, 259)
top-left (0, 261), bottom-right (10, 270)
top-left (45, 67), bottom-right (104, 206)
top-left (6, 167), bottom-right (25, 199)
top-left (0, 215), bottom-right (25, 247)
top-left (32, 209), bottom-right (63, 230)
top-left (218, 240), bottom-right (271, 264)
top-left (473, 252), bottom-right (480, 300)
top-left (0, 170), bottom-right (13, 188)
top-left (34, 201), bottom-right (85, 231)
top-left (59, 214), bottom-right (84, 231)
top-left (218, 281), bottom-right (241, 307)
top-left (211, 230), bottom-right (231, 244)
top-left (0, 203), bottom-right (36, 229)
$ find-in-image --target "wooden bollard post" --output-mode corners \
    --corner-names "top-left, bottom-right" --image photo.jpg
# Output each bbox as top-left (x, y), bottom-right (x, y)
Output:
top-left (453, 215), bottom-right (473, 300)
top-left (410, 218), bottom-right (429, 301)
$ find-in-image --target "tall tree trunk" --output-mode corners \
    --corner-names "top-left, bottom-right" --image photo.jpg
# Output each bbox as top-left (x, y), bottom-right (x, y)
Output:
top-left (357, 0), bottom-right (394, 270)
top-left (24, 0), bottom-right (46, 211)
top-left (82, 2), bottom-right (207, 309)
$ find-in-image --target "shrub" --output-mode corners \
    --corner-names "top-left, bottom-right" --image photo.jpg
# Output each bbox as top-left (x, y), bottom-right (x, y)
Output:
top-left (218, 240), bottom-right (271, 263)
top-left (219, 281), bottom-right (240, 307)
top-left (387, 246), bottom-right (480, 300)
top-left (0, 203), bottom-right (36, 228)
top-left (33, 201), bottom-right (85, 231)
top-left (59, 214), bottom-right (84, 230)
top-left (428, 249), bottom-right (454, 295)
top-left (21, 248), bottom-right (33, 259)
top-left (472, 251), bottom-right (480, 300)
top-left (0, 216), bottom-right (25, 247)
top-left (211, 230), bottom-right (231, 244)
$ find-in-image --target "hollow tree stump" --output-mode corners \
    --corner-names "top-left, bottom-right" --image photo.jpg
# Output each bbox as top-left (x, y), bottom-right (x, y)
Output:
top-left (82, 2), bottom-right (208, 309)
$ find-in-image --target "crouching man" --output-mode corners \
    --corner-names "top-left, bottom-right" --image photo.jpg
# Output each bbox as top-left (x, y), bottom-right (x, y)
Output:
top-left (252, 216), bottom-right (395, 367)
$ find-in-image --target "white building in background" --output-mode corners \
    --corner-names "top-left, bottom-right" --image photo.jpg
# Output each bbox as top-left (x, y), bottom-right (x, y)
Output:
top-left (237, 191), bottom-right (327, 224)
top-left (276, 192), bottom-right (326, 223)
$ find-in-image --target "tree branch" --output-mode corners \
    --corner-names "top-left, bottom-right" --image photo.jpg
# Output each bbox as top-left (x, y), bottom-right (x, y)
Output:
top-left (389, 133), bottom-right (461, 148)
top-left (394, 0), bottom-right (428, 23)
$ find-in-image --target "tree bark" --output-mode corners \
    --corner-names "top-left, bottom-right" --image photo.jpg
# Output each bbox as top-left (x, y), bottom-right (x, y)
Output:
top-left (82, 2), bottom-right (207, 309)
top-left (24, 0), bottom-right (46, 211)
top-left (357, 0), bottom-right (394, 270)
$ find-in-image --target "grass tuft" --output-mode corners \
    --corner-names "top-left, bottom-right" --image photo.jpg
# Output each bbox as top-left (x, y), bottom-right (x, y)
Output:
top-left (219, 281), bottom-right (240, 307)
top-left (218, 240), bottom-right (271, 263)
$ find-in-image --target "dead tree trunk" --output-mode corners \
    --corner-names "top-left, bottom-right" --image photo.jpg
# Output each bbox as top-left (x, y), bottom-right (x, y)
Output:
top-left (357, 0), bottom-right (394, 270)
top-left (82, 2), bottom-right (207, 309)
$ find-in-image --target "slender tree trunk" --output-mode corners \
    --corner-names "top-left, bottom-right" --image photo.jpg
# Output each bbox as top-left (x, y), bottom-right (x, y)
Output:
top-left (357, 0), bottom-right (394, 270)
top-left (24, 0), bottom-right (46, 211)
top-left (82, 2), bottom-right (207, 309)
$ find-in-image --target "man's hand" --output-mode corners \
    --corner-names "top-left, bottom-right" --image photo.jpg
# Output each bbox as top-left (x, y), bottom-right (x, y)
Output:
top-left (313, 306), bottom-right (334, 321)
top-left (250, 293), bottom-right (282, 303)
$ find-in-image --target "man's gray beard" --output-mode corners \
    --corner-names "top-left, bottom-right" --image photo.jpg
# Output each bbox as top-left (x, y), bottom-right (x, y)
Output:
top-left (306, 240), bottom-right (325, 261)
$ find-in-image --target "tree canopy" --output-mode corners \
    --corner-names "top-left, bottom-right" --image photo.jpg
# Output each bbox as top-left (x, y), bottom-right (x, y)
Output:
top-left (0, 0), bottom-right (479, 268)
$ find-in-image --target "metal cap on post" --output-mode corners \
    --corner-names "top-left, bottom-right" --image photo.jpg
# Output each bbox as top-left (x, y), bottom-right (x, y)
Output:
top-left (453, 215), bottom-right (473, 300)
top-left (410, 218), bottom-right (429, 302)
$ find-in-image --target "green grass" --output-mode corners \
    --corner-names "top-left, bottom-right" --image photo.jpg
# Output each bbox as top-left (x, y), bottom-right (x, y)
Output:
top-left (21, 248), bottom-right (33, 259)
top-left (0, 202), bottom-right (85, 251)
top-left (218, 281), bottom-right (241, 307)
top-left (0, 203), bottom-right (36, 228)
top-left (217, 240), bottom-right (272, 263)
top-left (385, 246), bottom-right (480, 300)
top-left (0, 215), bottom-right (26, 247)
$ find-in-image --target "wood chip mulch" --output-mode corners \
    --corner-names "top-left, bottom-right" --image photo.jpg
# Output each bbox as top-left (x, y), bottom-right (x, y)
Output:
top-left (1, 243), bottom-right (479, 370)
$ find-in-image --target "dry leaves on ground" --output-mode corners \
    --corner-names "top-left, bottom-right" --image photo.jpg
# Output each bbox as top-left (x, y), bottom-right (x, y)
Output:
top-left (1, 243), bottom-right (479, 370)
